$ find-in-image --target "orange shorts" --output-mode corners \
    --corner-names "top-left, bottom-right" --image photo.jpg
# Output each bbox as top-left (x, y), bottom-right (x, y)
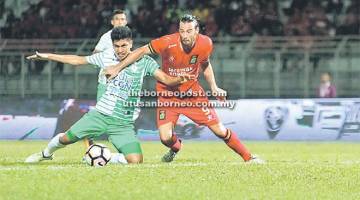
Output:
top-left (156, 105), bottom-right (219, 127)
top-left (156, 81), bottom-right (219, 127)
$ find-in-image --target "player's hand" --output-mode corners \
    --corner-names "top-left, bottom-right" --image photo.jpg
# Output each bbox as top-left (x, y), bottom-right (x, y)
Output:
top-left (104, 65), bottom-right (120, 80)
top-left (26, 51), bottom-right (49, 60)
top-left (211, 87), bottom-right (227, 101)
top-left (179, 74), bottom-right (196, 84)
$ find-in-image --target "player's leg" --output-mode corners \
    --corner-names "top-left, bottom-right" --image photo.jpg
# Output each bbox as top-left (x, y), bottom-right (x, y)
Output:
top-left (107, 123), bottom-right (143, 164)
top-left (159, 122), bottom-right (182, 152)
top-left (183, 106), bottom-right (262, 162)
top-left (25, 110), bottom-right (106, 163)
top-left (158, 122), bottom-right (183, 162)
top-left (24, 131), bottom-right (79, 163)
top-left (109, 141), bottom-right (143, 164)
top-left (121, 143), bottom-right (143, 164)
top-left (207, 122), bottom-right (252, 162)
top-left (44, 131), bottom-right (77, 155)
top-left (84, 138), bottom-right (94, 148)
top-left (157, 108), bottom-right (182, 162)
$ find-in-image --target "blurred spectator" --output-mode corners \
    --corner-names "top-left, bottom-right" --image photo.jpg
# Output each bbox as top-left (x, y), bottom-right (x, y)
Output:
top-left (284, 9), bottom-right (311, 36)
top-left (325, 0), bottom-right (344, 24)
top-left (134, 5), bottom-right (152, 37)
top-left (326, 0), bottom-right (344, 14)
top-left (305, 1), bottom-right (332, 35)
top-left (337, 13), bottom-right (360, 35)
top-left (230, 15), bottom-right (253, 36)
top-left (192, 4), bottom-right (209, 21)
top-left (260, 0), bottom-right (283, 35)
top-left (0, 0), bottom-right (359, 38)
top-left (316, 72), bottom-right (337, 98)
top-left (203, 14), bottom-right (219, 37)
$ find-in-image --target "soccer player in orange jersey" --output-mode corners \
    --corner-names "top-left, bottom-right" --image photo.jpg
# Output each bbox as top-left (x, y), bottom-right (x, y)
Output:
top-left (105, 14), bottom-right (264, 163)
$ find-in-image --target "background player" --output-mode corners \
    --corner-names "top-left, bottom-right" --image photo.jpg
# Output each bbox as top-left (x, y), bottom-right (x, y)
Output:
top-left (104, 15), bottom-right (264, 164)
top-left (25, 26), bottom-right (192, 164)
top-left (94, 9), bottom-right (128, 53)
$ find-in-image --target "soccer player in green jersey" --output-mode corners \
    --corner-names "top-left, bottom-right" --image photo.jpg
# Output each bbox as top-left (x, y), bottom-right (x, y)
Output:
top-left (25, 26), bottom-right (191, 164)
top-left (84, 9), bottom-right (128, 150)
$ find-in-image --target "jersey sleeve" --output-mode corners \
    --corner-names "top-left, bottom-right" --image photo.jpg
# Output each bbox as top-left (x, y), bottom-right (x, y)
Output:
top-left (86, 52), bottom-right (106, 68)
top-left (143, 55), bottom-right (160, 76)
top-left (200, 37), bottom-right (213, 66)
top-left (148, 35), bottom-right (170, 55)
top-left (85, 49), bottom-right (118, 69)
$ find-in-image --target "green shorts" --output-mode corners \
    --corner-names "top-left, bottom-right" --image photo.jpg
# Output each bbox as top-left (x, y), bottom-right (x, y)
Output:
top-left (66, 110), bottom-right (142, 155)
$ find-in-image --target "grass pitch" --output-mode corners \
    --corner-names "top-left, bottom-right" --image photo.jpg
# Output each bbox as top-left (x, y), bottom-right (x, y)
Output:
top-left (1, 141), bottom-right (359, 200)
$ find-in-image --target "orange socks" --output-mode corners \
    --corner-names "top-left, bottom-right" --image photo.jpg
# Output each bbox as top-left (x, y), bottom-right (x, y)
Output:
top-left (161, 133), bottom-right (182, 152)
top-left (223, 129), bottom-right (251, 161)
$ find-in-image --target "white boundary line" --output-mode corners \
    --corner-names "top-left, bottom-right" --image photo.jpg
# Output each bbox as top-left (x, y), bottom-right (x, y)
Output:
top-left (1, 160), bottom-right (360, 171)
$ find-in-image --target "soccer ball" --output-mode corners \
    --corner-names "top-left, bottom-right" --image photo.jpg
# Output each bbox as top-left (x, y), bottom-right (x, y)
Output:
top-left (84, 143), bottom-right (112, 167)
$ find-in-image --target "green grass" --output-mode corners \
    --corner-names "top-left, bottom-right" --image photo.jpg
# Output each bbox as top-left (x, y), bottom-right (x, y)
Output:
top-left (1, 141), bottom-right (360, 200)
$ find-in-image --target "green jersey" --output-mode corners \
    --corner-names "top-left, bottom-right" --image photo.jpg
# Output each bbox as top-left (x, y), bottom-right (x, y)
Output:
top-left (86, 49), bottom-right (159, 123)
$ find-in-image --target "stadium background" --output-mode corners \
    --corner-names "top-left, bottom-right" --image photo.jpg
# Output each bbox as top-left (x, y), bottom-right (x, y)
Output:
top-left (1, 0), bottom-right (359, 140)
top-left (1, 0), bottom-right (360, 199)
top-left (0, 0), bottom-right (359, 99)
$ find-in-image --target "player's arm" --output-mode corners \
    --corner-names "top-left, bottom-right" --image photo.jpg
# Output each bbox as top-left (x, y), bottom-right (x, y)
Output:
top-left (26, 51), bottom-right (88, 66)
top-left (153, 69), bottom-right (193, 86)
top-left (202, 61), bottom-right (227, 101)
top-left (104, 45), bottom-right (152, 79)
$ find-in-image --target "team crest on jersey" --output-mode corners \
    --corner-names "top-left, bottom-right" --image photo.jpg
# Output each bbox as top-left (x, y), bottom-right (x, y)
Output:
top-left (189, 55), bottom-right (198, 64)
top-left (159, 110), bottom-right (166, 120)
top-left (169, 56), bottom-right (175, 63)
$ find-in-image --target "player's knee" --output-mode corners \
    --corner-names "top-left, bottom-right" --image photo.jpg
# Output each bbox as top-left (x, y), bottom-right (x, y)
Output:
top-left (159, 130), bottom-right (172, 143)
top-left (159, 134), bottom-right (172, 143)
top-left (59, 133), bottom-right (76, 145)
top-left (217, 130), bottom-right (228, 139)
top-left (209, 123), bottom-right (227, 138)
top-left (125, 154), bottom-right (143, 164)
top-left (58, 133), bottom-right (69, 144)
top-left (158, 123), bottom-right (173, 142)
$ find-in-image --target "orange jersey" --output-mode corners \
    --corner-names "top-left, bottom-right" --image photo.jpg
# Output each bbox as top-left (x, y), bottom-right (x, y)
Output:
top-left (149, 33), bottom-right (213, 100)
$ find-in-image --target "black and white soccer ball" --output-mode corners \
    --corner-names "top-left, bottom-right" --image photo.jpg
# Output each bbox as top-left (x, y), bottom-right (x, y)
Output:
top-left (84, 143), bottom-right (112, 167)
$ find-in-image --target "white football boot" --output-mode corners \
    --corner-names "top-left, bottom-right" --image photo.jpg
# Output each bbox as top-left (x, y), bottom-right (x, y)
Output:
top-left (25, 151), bottom-right (53, 163)
top-left (109, 153), bottom-right (128, 164)
top-left (247, 154), bottom-right (266, 164)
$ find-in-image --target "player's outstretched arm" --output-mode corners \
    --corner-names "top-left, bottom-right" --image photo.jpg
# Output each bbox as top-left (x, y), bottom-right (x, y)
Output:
top-left (105, 45), bottom-right (151, 79)
top-left (26, 51), bottom-right (88, 66)
top-left (202, 61), bottom-right (227, 101)
top-left (153, 69), bottom-right (194, 86)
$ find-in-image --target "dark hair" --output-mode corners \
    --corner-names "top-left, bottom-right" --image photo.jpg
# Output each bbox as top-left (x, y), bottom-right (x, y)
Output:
top-left (112, 9), bottom-right (125, 19)
top-left (111, 26), bottom-right (132, 41)
top-left (180, 14), bottom-right (199, 28)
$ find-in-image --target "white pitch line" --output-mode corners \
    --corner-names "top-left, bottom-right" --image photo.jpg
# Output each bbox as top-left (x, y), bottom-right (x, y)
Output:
top-left (1, 160), bottom-right (359, 171)
top-left (0, 166), bottom-right (73, 171)
top-left (0, 162), bottom-right (242, 171)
